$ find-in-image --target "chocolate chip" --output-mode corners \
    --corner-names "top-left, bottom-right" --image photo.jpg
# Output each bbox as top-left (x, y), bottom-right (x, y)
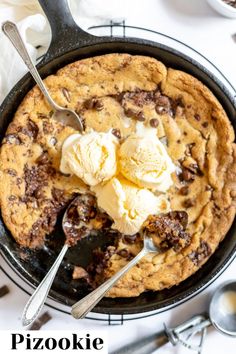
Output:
top-left (72, 266), bottom-right (88, 280)
top-left (36, 152), bottom-right (50, 165)
top-left (202, 122), bottom-right (208, 128)
top-left (114, 92), bottom-right (125, 103)
top-left (84, 98), bottom-right (104, 111)
top-left (5, 168), bottom-right (17, 176)
top-left (24, 163), bottom-right (55, 200)
top-left (179, 186), bottom-right (189, 195)
top-left (0, 285), bottom-right (10, 298)
top-left (61, 87), bottom-right (71, 102)
top-left (155, 105), bottom-right (168, 115)
top-left (181, 168), bottom-right (195, 182)
top-left (123, 234), bottom-right (138, 244)
top-left (194, 114), bottom-right (201, 121)
top-left (94, 100), bottom-right (104, 111)
top-left (155, 95), bottom-right (172, 116)
top-left (84, 98), bottom-right (95, 110)
top-left (183, 198), bottom-right (195, 208)
top-left (8, 195), bottom-right (17, 201)
top-left (29, 312), bottom-right (52, 330)
top-left (117, 248), bottom-right (129, 258)
top-left (177, 139), bottom-right (181, 144)
top-left (25, 120), bottom-right (39, 140)
top-left (34, 188), bottom-right (45, 199)
top-left (156, 95), bottom-right (170, 106)
top-left (112, 128), bottom-right (121, 139)
top-left (149, 118), bottom-right (159, 128)
top-left (189, 240), bottom-right (211, 266)
top-left (37, 113), bottom-right (48, 119)
top-left (185, 163), bottom-right (203, 176)
top-left (124, 108), bottom-right (137, 118)
top-left (144, 211), bottom-right (191, 252)
top-left (16, 178), bottom-right (22, 185)
top-left (136, 112), bottom-right (145, 121)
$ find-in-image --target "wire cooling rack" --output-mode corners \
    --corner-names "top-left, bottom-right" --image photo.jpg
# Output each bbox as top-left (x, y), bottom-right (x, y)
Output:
top-left (1, 20), bottom-right (235, 325)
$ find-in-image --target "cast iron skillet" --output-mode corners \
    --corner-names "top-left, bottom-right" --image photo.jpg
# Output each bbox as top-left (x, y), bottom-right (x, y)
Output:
top-left (0, 0), bottom-right (236, 315)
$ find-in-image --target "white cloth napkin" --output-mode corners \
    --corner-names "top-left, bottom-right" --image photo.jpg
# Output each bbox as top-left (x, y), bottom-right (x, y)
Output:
top-left (0, 0), bottom-right (131, 104)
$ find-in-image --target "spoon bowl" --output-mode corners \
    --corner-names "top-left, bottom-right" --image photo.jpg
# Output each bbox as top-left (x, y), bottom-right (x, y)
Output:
top-left (209, 280), bottom-right (236, 336)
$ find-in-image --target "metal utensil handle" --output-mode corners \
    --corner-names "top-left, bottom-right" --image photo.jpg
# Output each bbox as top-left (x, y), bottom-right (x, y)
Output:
top-left (71, 248), bottom-right (148, 319)
top-left (111, 331), bottom-right (169, 354)
top-left (2, 21), bottom-right (59, 110)
top-left (22, 244), bottom-right (68, 327)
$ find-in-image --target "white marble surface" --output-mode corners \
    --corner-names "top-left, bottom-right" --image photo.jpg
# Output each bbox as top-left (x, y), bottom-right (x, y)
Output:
top-left (0, 1), bottom-right (236, 353)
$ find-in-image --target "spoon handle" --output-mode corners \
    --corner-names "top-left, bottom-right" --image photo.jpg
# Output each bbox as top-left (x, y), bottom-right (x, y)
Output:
top-left (2, 21), bottom-right (58, 110)
top-left (71, 248), bottom-right (148, 319)
top-left (22, 244), bottom-right (68, 327)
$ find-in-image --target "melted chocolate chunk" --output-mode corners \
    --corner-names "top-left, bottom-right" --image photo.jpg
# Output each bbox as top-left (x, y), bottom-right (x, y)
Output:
top-left (189, 240), bottom-right (211, 266)
top-left (0, 285), bottom-right (10, 298)
top-left (144, 211), bottom-right (191, 252)
top-left (129, 90), bottom-right (155, 107)
top-left (84, 98), bottom-right (104, 111)
top-left (88, 245), bottom-right (116, 280)
top-left (29, 312), bottom-right (52, 330)
top-left (84, 98), bottom-right (95, 110)
top-left (155, 95), bottom-right (172, 116)
top-left (21, 120), bottom-right (39, 140)
top-left (4, 134), bottom-right (22, 145)
top-left (24, 163), bottom-right (55, 201)
top-left (63, 194), bottom-right (111, 247)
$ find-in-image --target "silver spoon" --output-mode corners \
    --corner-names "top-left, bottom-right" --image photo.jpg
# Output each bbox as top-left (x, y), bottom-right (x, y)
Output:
top-left (71, 234), bottom-right (159, 319)
top-left (2, 21), bottom-right (83, 132)
top-left (111, 280), bottom-right (236, 354)
top-left (21, 196), bottom-right (85, 327)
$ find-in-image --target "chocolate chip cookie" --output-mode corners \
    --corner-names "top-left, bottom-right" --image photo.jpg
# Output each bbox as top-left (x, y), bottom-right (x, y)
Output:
top-left (0, 54), bottom-right (235, 297)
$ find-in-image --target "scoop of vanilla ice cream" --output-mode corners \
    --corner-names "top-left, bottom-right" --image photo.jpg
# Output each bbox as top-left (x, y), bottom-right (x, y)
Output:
top-left (60, 131), bottom-right (118, 186)
top-left (92, 176), bottom-right (170, 235)
top-left (119, 127), bottom-right (175, 192)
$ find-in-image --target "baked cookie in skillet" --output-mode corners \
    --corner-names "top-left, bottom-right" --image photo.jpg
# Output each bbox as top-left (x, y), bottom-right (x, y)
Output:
top-left (0, 54), bottom-right (235, 297)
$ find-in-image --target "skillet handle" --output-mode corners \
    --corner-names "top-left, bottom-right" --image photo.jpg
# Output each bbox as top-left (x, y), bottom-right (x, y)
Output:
top-left (38, 0), bottom-right (96, 59)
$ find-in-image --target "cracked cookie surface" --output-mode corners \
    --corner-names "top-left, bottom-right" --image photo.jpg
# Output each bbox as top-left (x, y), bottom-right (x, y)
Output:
top-left (0, 53), bottom-right (235, 297)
